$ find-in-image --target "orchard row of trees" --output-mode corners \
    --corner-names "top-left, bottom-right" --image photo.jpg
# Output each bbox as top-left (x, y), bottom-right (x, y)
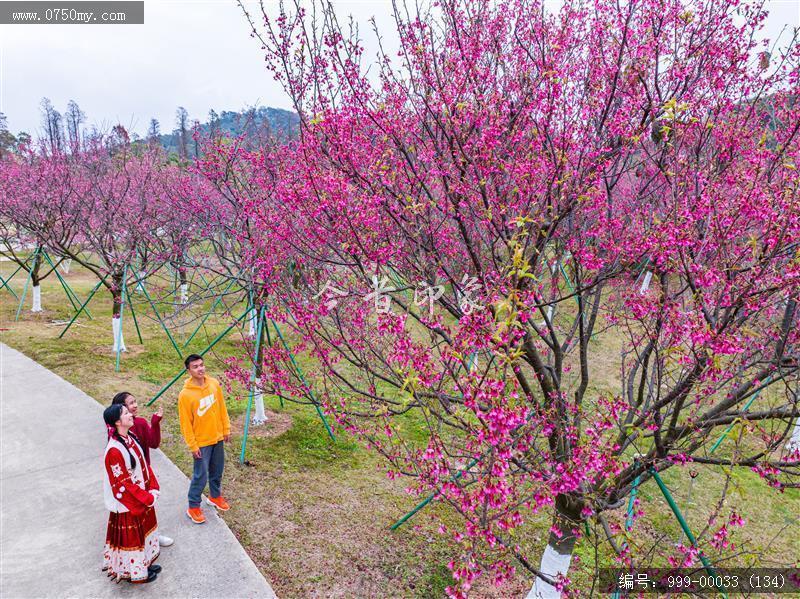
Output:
top-left (2, 0), bottom-right (800, 596)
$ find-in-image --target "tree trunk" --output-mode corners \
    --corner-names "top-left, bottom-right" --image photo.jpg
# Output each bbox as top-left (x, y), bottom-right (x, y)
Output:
top-left (111, 275), bottom-right (126, 352)
top-left (179, 268), bottom-right (188, 304)
top-left (527, 495), bottom-right (584, 599)
top-left (111, 279), bottom-right (123, 318)
top-left (252, 317), bottom-right (268, 425)
top-left (30, 253), bottom-right (43, 312)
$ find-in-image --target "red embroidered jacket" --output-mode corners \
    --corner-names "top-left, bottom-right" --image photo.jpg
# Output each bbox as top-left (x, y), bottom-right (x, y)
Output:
top-left (103, 435), bottom-right (160, 516)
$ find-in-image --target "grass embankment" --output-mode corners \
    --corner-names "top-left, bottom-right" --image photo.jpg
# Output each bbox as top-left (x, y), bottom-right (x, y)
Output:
top-left (1, 259), bottom-right (797, 597)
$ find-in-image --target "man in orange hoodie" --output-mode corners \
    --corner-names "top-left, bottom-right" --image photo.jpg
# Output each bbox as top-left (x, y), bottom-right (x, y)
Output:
top-left (178, 354), bottom-right (232, 524)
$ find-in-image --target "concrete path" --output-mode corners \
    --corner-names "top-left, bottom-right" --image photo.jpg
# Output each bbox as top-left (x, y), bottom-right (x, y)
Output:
top-left (0, 343), bottom-right (277, 598)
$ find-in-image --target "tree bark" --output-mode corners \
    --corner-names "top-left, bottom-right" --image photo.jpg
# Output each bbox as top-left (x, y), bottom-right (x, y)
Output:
top-left (111, 273), bottom-right (126, 352)
top-left (30, 252), bottom-right (43, 312)
top-left (179, 267), bottom-right (188, 304)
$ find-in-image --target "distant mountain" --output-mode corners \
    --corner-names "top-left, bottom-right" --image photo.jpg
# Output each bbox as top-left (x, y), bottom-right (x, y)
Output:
top-left (158, 106), bottom-right (300, 157)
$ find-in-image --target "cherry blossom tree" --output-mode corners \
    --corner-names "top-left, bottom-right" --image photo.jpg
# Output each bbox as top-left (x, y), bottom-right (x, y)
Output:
top-left (0, 148), bottom-right (82, 313)
top-left (192, 136), bottom-right (297, 425)
top-left (240, 0), bottom-right (800, 595)
top-left (27, 133), bottom-right (172, 351)
top-left (145, 163), bottom-right (199, 307)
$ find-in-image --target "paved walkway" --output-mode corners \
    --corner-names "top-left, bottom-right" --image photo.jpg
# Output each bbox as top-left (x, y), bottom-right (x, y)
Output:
top-left (0, 343), bottom-right (277, 598)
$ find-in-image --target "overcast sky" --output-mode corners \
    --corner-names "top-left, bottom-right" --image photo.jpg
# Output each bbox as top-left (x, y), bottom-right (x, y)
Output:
top-left (1, 0), bottom-right (798, 138)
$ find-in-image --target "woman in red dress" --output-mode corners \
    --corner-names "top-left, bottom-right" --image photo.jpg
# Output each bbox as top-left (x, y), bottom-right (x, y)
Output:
top-left (102, 404), bottom-right (162, 584)
top-left (111, 391), bottom-right (174, 547)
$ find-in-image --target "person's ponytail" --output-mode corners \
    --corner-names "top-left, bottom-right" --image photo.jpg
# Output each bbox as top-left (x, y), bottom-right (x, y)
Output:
top-left (113, 431), bottom-right (138, 471)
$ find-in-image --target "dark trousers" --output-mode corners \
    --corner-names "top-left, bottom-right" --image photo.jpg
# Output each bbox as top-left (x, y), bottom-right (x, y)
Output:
top-left (188, 440), bottom-right (224, 508)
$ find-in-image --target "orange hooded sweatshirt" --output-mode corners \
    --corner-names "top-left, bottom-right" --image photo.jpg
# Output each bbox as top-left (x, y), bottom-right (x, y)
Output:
top-left (178, 375), bottom-right (231, 453)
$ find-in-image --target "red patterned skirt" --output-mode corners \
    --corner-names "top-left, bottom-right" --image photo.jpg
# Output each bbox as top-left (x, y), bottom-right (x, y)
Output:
top-left (102, 507), bottom-right (160, 582)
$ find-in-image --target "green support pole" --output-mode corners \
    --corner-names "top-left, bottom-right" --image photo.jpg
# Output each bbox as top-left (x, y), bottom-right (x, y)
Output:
top-left (390, 352), bottom-right (499, 530)
top-left (146, 309), bottom-right (250, 406)
top-left (59, 275), bottom-right (108, 338)
top-left (14, 247), bottom-right (39, 321)
top-left (115, 265), bottom-right (129, 372)
top-left (195, 267), bottom-right (211, 288)
top-left (709, 379), bottom-right (771, 454)
top-left (0, 272), bottom-right (21, 300)
top-left (14, 265), bottom-right (33, 321)
top-left (41, 251), bottom-right (89, 317)
top-left (449, 351), bottom-right (479, 383)
top-left (611, 466), bottom-right (641, 599)
top-left (240, 305), bottom-right (266, 463)
top-left (386, 267), bottom-right (408, 300)
top-left (625, 474), bottom-right (640, 531)
top-left (391, 495), bottom-right (436, 531)
top-left (649, 468), bottom-right (727, 598)
top-left (391, 456), bottom-right (480, 530)
top-left (42, 253), bottom-right (79, 311)
top-left (271, 319), bottom-right (336, 442)
top-left (557, 261), bottom-right (597, 341)
top-left (389, 354), bottom-right (511, 531)
top-left (634, 258), bottom-right (651, 287)
top-left (125, 286), bottom-right (144, 344)
top-left (0, 263), bottom-right (24, 297)
top-left (135, 273), bottom-right (183, 358)
top-left (182, 279), bottom-right (237, 349)
top-left (558, 263), bottom-right (580, 306)
top-left (263, 321), bottom-right (282, 408)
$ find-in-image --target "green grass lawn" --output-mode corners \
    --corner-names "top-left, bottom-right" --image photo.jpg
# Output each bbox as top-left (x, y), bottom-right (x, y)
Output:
top-left (1, 259), bottom-right (797, 597)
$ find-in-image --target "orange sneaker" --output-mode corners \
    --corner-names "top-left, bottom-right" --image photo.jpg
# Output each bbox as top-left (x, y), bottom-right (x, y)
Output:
top-left (205, 495), bottom-right (231, 511)
top-left (186, 507), bottom-right (206, 524)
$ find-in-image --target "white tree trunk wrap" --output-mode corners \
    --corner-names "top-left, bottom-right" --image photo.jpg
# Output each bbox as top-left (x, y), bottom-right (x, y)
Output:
top-left (639, 270), bottom-right (653, 294)
top-left (538, 305), bottom-right (555, 327)
top-left (60, 259), bottom-right (71, 274)
top-left (112, 317), bottom-right (127, 352)
top-left (526, 543), bottom-right (573, 599)
top-left (787, 418), bottom-right (800, 451)
top-left (180, 283), bottom-right (189, 304)
top-left (252, 389), bottom-right (268, 425)
top-left (247, 308), bottom-right (257, 338)
top-left (31, 285), bottom-right (42, 312)
top-left (638, 270), bottom-right (653, 294)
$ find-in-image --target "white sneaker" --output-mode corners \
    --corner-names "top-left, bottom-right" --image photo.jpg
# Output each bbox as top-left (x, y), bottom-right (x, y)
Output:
top-left (158, 534), bottom-right (174, 547)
